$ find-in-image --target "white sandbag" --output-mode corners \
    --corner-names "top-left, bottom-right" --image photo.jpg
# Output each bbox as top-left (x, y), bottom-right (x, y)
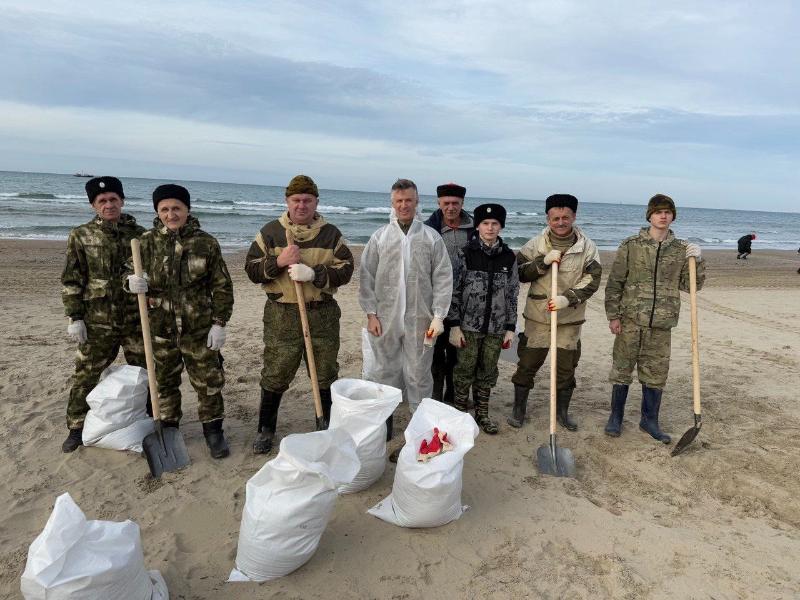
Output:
top-left (330, 378), bottom-right (402, 494)
top-left (82, 365), bottom-right (154, 453)
top-left (230, 428), bottom-right (360, 582)
top-left (20, 493), bottom-right (168, 600)
top-left (368, 398), bottom-right (479, 528)
top-left (360, 327), bottom-right (375, 380)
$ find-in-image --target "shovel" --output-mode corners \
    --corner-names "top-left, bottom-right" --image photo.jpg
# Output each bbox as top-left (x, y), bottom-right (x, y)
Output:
top-left (286, 231), bottom-right (325, 430)
top-left (131, 239), bottom-right (191, 477)
top-left (672, 256), bottom-right (702, 457)
top-left (536, 260), bottom-right (577, 478)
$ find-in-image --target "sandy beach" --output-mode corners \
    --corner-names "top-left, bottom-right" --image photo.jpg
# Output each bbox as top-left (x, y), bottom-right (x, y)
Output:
top-left (1, 239), bottom-right (799, 599)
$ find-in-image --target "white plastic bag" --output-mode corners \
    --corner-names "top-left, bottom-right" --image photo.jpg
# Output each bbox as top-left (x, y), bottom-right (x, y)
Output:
top-left (20, 493), bottom-right (168, 600)
top-left (360, 327), bottom-right (375, 380)
top-left (330, 378), bottom-right (402, 494)
top-left (229, 428), bottom-right (360, 582)
top-left (82, 365), bottom-right (154, 453)
top-left (368, 398), bottom-right (479, 528)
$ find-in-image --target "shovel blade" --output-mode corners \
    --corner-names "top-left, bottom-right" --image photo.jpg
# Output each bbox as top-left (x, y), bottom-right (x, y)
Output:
top-left (536, 439), bottom-right (577, 478)
top-left (671, 425), bottom-right (701, 457)
top-left (143, 424), bottom-right (191, 478)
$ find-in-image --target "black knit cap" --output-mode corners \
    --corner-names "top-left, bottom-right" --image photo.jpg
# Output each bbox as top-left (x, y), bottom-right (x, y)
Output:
top-left (85, 176), bottom-right (124, 204)
top-left (473, 203), bottom-right (506, 228)
top-left (646, 193), bottom-right (676, 221)
top-left (436, 183), bottom-right (466, 198)
top-left (153, 184), bottom-right (191, 211)
top-left (545, 194), bottom-right (578, 213)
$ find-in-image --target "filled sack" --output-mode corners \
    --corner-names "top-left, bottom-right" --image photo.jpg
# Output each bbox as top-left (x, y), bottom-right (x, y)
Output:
top-left (229, 428), bottom-right (360, 582)
top-left (368, 398), bottom-right (479, 528)
top-left (330, 378), bottom-right (402, 494)
top-left (82, 365), bottom-right (154, 453)
top-left (20, 493), bottom-right (168, 600)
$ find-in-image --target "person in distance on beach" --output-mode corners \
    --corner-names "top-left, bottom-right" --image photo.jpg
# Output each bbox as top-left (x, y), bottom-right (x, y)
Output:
top-left (508, 194), bottom-right (602, 431)
top-left (60, 176), bottom-right (147, 453)
top-left (359, 178), bottom-right (452, 452)
top-left (245, 175), bottom-right (354, 454)
top-left (736, 232), bottom-right (756, 260)
top-left (125, 184), bottom-right (234, 459)
top-left (604, 194), bottom-right (705, 443)
top-left (447, 203), bottom-right (518, 434)
top-left (424, 182), bottom-right (475, 405)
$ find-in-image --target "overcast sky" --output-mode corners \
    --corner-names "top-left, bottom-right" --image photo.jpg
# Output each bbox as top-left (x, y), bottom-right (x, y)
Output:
top-left (1, 0), bottom-right (798, 211)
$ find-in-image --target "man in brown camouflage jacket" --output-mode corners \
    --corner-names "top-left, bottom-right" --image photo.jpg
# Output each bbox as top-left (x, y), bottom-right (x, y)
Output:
top-left (61, 176), bottom-right (145, 453)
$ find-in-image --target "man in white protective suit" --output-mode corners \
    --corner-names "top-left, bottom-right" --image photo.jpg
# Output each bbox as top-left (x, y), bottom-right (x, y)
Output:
top-left (359, 178), bottom-right (453, 451)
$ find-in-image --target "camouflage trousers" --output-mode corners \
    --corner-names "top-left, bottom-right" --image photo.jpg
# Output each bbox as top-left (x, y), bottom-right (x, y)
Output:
top-left (453, 331), bottom-right (503, 396)
top-left (609, 319), bottom-right (672, 390)
top-left (511, 334), bottom-right (582, 391)
top-left (67, 324), bottom-right (145, 429)
top-left (152, 329), bottom-right (225, 424)
top-left (261, 299), bottom-right (341, 393)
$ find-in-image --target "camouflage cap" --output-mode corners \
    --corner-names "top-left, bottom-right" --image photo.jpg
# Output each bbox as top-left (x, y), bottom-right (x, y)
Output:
top-left (646, 194), bottom-right (676, 221)
top-left (286, 175), bottom-right (319, 198)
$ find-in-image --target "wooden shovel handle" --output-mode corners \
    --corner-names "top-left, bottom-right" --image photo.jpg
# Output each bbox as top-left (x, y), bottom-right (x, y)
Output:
top-left (131, 239), bottom-right (162, 421)
top-left (549, 261), bottom-right (558, 435)
top-left (689, 256), bottom-right (701, 415)
top-left (286, 231), bottom-right (324, 420)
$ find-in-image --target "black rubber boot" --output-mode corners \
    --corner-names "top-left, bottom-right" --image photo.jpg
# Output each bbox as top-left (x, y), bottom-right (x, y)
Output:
top-left (640, 385), bottom-right (671, 444)
top-left (443, 372), bottom-right (455, 405)
top-left (431, 373), bottom-right (445, 401)
top-left (202, 419), bottom-right (230, 459)
top-left (319, 388), bottom-right (332, 430)
top-left (556, 388), bottom-right (578, 431)
top-left (145, 390), bottom-right (153, 418)
top-left (253, 389), bottom-right (282, 454)
top-left (385, 414), bottom-right (394, 442)
top-left (61, 428), bottom-right (83, 453)
top-left (507, 384), bottom-right (529, 428)
top-left (604, 384), bottom-right (629, 437)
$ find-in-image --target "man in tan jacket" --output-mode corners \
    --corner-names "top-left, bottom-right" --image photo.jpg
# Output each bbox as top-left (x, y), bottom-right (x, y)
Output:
top-left (507, 194), bottom-right (602, 431)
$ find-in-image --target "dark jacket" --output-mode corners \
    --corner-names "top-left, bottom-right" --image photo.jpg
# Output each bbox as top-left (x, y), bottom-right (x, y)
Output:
top-left (424, 209), bottom-right (475, 264)
top-left (447, 236), bottom-right (519, 335)
top-left (738, 234), bottom-right (754, 253)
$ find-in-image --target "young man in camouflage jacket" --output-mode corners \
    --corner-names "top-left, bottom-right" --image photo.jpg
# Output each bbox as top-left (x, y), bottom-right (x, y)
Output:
top-left (126, 184), bottom-right (234, 458)
top-left (61, 176), bottom-right (146, 453)
top-left (604, 194), bottom-right (704, 443)
top-left (447, 203), bottom-right (518, 434)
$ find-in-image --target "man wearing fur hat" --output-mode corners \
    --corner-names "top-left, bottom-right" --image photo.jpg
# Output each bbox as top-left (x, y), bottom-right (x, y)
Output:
top-left (603, 194), bottom-right (704, 444)
top-left (245, 175), bottom-right (354, 454)
top-left (424, 182), bottom-right (475, 404)
top-left (126, 184), bottom-right (234, 458)
top-left (61, 176), bottom-right (146, 453)
top-left (508, 194), bottom-right (602, 431)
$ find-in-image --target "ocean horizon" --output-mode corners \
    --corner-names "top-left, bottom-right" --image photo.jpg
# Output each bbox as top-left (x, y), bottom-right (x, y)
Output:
top-left (1, 170), bottom-right (798, 251)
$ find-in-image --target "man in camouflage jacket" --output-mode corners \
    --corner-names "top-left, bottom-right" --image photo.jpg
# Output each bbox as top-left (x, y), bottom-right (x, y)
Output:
top-left (509, 194), bottom-right (602, 432)
top-left (245, 175), bottom-right (354, 454)
top-left (604, 194), bottom-right (705, 443)
top-left (61, 176), bottom-right (145, 452)
top-left (126, 184), bottom-right (234, 458)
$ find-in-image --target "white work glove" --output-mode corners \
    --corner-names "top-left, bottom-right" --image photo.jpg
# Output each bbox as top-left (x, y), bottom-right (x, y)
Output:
top-left (288, 263), bottom-right (315, 282)
top-left (67, 319), bottom-right (87, 344)
top-left (207, 324), bottom-right (226, 351)
top-left (449, 326), bottom-right (466, 348)
top-left (685, 243), bottom-right (702, 260)
top-left (127, 273), bottom-right (148, 294)
top-left (547, 295), bottom-right (570, 312)
top-left (502, 330), bottom-right (515, 349)
top-left (424, 316), bottom-right (445, 346)
top-left (543, 249), bottom-right (562, 265)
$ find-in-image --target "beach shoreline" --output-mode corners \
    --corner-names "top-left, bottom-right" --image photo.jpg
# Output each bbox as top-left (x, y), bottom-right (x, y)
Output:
top-left (1, 239), bottom-right (798, 598)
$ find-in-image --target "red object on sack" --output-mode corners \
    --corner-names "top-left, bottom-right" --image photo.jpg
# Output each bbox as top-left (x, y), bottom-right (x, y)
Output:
top-left (419, 439), bottom-right (428, 454)
top-left (427, 430), bottom-right (442, 454)
top-left (502, 339), bottom-right (512, 349)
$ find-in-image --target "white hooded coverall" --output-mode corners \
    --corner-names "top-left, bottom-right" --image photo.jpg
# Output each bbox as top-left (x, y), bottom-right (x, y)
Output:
top-left (359, 212), bottom-right (453, 412)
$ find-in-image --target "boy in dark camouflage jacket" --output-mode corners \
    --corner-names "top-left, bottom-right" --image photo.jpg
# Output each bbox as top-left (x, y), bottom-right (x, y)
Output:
top-left (446, 203), bottom-right (519, 434)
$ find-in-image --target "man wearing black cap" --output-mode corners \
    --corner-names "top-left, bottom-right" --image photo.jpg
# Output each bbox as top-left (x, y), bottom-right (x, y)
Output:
top-left (60, 176), bottom-right (146, 452)
top-left (125, 184), bottom-right (234, 458)
top-left (447, 203), bottom-right (518, 433)
top-left (424, 182), bottom-right (475, 404)
top-left (508, 194), bottom-right (602, 431)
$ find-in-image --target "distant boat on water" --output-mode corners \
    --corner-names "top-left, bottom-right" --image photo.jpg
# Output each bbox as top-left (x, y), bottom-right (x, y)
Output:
top-left (73, 172), bottom-right (93, 178)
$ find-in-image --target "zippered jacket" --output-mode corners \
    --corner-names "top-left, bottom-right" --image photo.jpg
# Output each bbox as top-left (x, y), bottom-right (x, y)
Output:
top-left (447, 236), bottom-right (519, 335)
top-left (605, 227), bottom-right (705, 329)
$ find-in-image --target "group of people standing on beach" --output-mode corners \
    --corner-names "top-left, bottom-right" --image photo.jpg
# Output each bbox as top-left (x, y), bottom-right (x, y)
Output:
top-left (59, 174), bottom-right (705, 461)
